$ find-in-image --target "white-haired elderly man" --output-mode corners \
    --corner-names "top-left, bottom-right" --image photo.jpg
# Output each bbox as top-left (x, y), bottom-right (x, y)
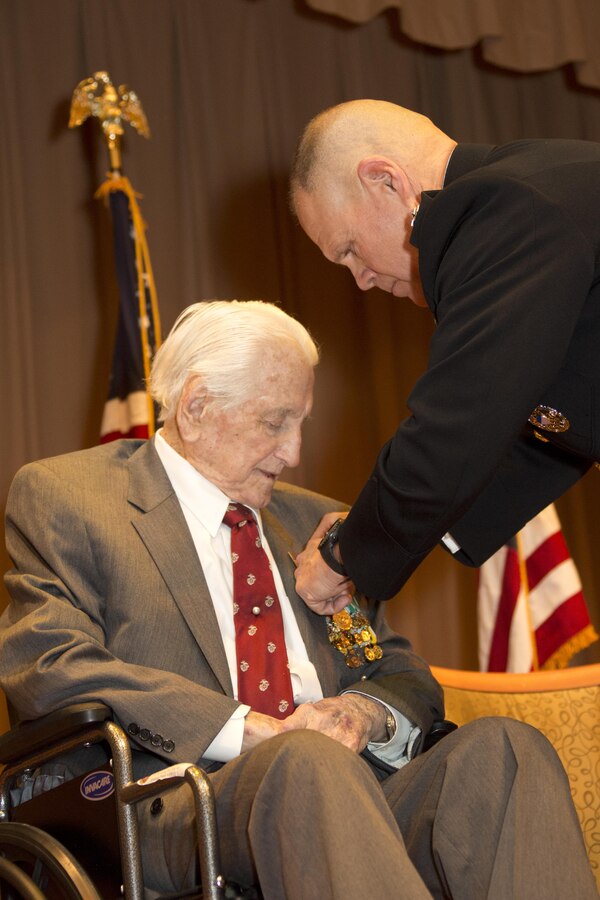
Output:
top-left (0, 301), bottom-right (595, 899)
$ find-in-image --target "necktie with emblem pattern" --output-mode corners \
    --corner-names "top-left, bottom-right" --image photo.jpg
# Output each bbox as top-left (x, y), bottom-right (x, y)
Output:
top-left (223, 503), bottom-right (294, 718)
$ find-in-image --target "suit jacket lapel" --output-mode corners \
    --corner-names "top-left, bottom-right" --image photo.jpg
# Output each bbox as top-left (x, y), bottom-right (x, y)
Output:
top-left (262, 509), bottom-right (342, 698)
top-left (126, 440), bottom-right (233, 696)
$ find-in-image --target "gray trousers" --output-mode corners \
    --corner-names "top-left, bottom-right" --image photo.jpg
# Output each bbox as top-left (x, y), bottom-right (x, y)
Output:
top-left (139, 717), bottom-right (598, 899)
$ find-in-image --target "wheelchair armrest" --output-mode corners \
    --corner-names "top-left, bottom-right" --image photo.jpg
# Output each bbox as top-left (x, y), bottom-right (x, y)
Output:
top-left (0, 703), bottom-right (113, 766)
top-left (422, 718), bottom-right (458, 753)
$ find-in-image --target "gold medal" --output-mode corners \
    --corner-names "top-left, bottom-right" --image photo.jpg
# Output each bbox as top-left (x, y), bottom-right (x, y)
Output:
top-left (332, 610), bottom-right (352, 631)
top-left (345, 652), bottom-right (362, 668)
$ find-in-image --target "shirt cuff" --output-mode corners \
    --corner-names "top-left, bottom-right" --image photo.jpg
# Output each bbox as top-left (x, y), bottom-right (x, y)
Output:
top-left (202, 704), bottom-right (251, 763)
top-left (343, 691), bottom-right (421, 769)
top-left (441, 532), bottom-right (461, 554)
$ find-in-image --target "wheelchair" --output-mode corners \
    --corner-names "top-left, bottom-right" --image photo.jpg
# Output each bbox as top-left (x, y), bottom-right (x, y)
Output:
top-left (0, 702), bottom-right (252, 900)
top-left (0, 703), bottom-right (456, 899)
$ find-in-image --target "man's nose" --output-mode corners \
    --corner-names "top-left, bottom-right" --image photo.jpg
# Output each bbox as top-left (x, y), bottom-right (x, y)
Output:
top-left (276, 429), bottom-right (302, 468)
top-left (351, 263), bottom-right (376, 291)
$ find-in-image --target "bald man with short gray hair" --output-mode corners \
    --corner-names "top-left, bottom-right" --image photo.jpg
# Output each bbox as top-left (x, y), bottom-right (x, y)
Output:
top-left (291, 100), bottom-right (600, 628)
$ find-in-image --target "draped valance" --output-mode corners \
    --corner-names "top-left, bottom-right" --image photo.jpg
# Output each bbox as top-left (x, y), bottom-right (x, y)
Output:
top-left (305, 0), bottom-right (600, 90)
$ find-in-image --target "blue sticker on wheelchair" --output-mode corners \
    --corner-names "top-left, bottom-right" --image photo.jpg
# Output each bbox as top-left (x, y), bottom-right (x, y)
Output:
top-left (80, 770), bottom-right (115, 801)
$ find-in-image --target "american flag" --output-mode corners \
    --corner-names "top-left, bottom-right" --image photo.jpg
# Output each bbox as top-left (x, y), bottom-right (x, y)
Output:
top-left (96, 176), bottom-right (161, 442)
top-left (477, 504), bottom-right (598, 672)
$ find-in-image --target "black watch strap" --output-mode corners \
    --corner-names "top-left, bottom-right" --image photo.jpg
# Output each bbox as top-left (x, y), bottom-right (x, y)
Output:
top-left (318, 518), bottom-right (347, 576)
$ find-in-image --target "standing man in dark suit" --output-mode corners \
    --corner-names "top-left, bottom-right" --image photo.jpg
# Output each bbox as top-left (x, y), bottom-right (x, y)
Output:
top-left (290, 99), bottom-right (600, 611)
top-left (1, 301), bottom-right (596, 898)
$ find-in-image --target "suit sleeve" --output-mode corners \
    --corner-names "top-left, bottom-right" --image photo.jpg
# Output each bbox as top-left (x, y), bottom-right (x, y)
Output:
top-left (0, 462), bottom-right (240, 767)
top-left (339, 176), bottom-right (594, 599)
top-left (449, 431), bottom-right (591, 566)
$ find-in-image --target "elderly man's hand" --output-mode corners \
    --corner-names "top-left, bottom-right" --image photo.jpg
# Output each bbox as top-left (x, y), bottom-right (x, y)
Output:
top-left (242, 695), bottom-right (388, 754)
top-left (242, 710), bottom-right (286, 752)
top-left (282, 694), bottom-right (387, 753)
top-left (294, 511), bottom-right (354, 615)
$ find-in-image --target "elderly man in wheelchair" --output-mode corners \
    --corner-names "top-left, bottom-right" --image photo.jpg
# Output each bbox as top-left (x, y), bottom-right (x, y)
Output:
top-left (0, 301), bottom-right (596, 900)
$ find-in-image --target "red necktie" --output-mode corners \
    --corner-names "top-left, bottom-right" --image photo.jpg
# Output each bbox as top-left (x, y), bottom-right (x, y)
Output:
top-left (223, 503), bottom-right (294, 719)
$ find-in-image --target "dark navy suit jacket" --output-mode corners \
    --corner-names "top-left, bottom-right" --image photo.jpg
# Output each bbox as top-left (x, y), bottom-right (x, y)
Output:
top-left (341, 140), bottom-right (600, 599)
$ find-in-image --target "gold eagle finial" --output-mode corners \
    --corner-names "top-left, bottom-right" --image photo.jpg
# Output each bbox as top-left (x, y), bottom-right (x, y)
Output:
top-left (69, 71), bottom-right (150, 172)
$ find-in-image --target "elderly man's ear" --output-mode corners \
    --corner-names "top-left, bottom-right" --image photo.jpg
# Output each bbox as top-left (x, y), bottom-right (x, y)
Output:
top-left (176, 375), bottom-right (208, 440)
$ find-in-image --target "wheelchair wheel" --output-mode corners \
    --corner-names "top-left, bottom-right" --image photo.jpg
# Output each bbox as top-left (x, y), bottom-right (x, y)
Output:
top-left (0, 822), bottom-right (102, 900)
top-left (0, 857), bottom-right (45, 900)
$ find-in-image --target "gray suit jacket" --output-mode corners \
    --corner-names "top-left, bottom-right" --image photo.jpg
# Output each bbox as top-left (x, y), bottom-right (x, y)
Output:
top-left (1, 439), bottom-right (442, 778)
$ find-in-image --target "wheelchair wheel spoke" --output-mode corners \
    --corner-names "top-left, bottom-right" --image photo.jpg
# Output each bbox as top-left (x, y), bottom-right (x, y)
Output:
top-left (0, 856), bottom-right (46, 900)
top-left (0, 822), bottom-right (102, 899)
top-left (29, 861), bottom-right (43, 887)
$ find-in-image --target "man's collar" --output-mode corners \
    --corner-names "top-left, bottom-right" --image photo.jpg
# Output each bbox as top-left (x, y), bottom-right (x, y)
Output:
top-left (154, 429), bottom-right (263, 536)
top-left (443, 143), bottom-right (495, 186)
top-left (412, 143), bottom-right (496, 243)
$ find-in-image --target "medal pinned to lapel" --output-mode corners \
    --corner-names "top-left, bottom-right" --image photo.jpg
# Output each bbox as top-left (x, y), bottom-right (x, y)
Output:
top-left (327, 597), bottom-right (383, 668)
top-left (288, 552), bottom-right (383, 669)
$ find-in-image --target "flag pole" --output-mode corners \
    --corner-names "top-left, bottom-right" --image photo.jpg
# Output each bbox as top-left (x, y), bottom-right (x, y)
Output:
top-left (514, 531), bottom-right (539, 671)
top-left (68, 72), bottom-right (161, 441)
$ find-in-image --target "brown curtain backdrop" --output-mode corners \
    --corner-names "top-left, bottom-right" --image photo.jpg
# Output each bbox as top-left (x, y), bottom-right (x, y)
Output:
top-left (306, 0), bottom-right (600, 90)
top-left (2, 1), bottom-right (600, 730)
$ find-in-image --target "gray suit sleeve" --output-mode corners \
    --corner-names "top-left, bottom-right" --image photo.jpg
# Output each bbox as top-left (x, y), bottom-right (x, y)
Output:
top-left (1, 460), bottom-right (240, 767)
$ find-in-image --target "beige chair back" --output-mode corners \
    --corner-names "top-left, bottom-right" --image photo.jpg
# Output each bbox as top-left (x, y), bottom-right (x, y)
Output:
top-left (431, 664), bottom-right (600, 892)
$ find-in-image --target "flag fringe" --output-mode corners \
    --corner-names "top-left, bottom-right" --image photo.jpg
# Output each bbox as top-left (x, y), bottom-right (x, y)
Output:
top-left (540, 623), bottom-right (599, 670)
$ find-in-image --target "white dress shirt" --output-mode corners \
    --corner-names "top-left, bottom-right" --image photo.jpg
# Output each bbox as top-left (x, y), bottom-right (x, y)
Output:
top-left (155, 431), bottom-right (418, 767)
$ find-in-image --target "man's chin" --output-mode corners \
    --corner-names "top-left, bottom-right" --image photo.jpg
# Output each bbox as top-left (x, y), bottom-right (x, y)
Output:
top-left (238, 477), bottom-right (278, 510)
top-left (395, 280), bottom-right (427, 307)
top-left (390, 280), bottom-right (412, 300)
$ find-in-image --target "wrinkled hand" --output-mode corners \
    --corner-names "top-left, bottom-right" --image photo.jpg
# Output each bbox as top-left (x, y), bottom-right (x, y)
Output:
top-left (294, 511), bottom-right (354, 615)
top-left (281, 694), bottom-right (387, 753)
top-left (242, 710), bottom-right (286, 752)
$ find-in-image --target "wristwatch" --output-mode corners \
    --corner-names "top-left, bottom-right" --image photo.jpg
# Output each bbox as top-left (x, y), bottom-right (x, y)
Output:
top-left (318, 518), bottom-right (347, 576)
top-left (385, 710), bottom-right (397, 741)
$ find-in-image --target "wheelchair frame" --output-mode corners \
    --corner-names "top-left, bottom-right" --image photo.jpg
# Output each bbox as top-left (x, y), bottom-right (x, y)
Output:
top-left (0, 703), bottom-right (456, 898)
top-left (0, 703), bottom-right (225, 899)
